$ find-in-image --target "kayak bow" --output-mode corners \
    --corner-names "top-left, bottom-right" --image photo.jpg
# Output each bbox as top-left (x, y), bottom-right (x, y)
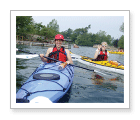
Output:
top-left (16, 62), bottom-right (74, 103)
top-left (70, 52), bottom-right (124, 75)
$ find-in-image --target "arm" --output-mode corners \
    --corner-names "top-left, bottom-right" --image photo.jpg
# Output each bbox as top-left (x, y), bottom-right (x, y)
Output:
top-left (94, 45), bottom-right (101, 59)
top-left (94, 50), bottom-right (100, 59)
top-left (107, 51), bottom-right (109, 61)
top-left (40, 48), bottom-right (53, 62)
top-left (65, 49), bottom-right (73, 64)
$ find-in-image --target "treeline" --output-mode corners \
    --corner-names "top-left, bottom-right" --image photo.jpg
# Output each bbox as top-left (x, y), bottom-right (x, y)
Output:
top-left (16, 16), bottom-right (59, 41)
top-left (16, 16), bottom-right (124, 49)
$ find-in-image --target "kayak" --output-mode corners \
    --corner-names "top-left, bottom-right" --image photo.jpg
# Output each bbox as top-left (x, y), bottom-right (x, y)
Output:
top-left (70, 52), bottom-right (124, 75)
top-left (108, 51), bottom-right (124, 55)
top-left (16, 62), bottom-right (74, 103)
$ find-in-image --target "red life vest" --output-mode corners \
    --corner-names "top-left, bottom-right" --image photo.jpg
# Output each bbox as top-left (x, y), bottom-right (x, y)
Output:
top-left (95, 49), bottom-right (108, 61)
top-left (47, 46), bottom-right (67, 63)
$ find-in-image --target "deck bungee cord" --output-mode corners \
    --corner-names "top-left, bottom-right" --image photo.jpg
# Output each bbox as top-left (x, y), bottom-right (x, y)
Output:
top-left (18, 63), bottom-right (73, 102)
top-left (16, 61), bottom-right (74, 103)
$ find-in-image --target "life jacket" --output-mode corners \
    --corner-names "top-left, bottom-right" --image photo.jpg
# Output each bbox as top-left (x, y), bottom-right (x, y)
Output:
top-left (95, 48), bottom-right (107, 61)
top-left (47, 46), bottom-right (67, 63)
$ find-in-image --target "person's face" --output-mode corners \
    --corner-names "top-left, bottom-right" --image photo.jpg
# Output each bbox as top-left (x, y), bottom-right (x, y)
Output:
top-left (101, 43), bottom-right (107, 51)
top-left (55, 39), bottom-right (63, 48)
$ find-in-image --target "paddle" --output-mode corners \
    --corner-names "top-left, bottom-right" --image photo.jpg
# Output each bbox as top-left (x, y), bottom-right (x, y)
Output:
top-left (16, 48), bottom-right (39, 59)
top-left (16, 48), bottom-right (111, 76)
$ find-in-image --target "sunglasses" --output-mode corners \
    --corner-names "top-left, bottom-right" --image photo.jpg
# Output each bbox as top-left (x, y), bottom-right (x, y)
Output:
top-left (102, 45), bottom-right (107, 47)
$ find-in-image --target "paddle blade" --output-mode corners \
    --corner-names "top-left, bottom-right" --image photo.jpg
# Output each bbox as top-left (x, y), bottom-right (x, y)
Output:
top-left (16, 54), bottom-right (39, 59)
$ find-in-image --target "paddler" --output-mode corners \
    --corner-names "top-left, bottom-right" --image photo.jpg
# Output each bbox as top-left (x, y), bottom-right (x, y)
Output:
top-left (94, 42), bottom-right (109, 61)
top-left (40, 34), bottom-right (73, 64)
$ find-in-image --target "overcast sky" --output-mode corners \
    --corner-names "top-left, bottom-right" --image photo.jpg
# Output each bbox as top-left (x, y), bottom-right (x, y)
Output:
top-left (32, 16), bottom-right (124, 39)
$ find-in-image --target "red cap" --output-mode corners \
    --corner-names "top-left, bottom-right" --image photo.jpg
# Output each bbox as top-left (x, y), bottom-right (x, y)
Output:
top-left (55, 34), bottom-right (64, 41)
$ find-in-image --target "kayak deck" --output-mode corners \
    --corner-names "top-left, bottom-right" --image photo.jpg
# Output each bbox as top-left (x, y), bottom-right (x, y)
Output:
top-left (81, 56), bottom-right (124, 70)
top-left (108, 51), bottom-right (124, 54)
top-left (70, 52), bottom-right (124, 74)
top-left (16, 63), bottom-right (74, 103)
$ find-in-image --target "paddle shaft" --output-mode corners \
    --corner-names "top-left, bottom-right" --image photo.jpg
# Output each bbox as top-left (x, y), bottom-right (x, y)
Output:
top-left (44, 57), bottom-right (111, 75)
top-left (17, 48), bottom-right (37, 54)
top-left (16, 48), bottom-right (111, 75)
top-left (17, 48), bottom-right (95, 69)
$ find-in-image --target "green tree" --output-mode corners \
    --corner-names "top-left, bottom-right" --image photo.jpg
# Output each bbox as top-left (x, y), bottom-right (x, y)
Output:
top-left (118, 35), bottom-right (124, 49)
top-left (119, 23), bottom-right (124, 33)
top-left (16, 16), bottom-right (33, 35)
top-left (75, 33), bottom-right (93, 46)
top-left (71, 25), bottom-right (91, 43)
top-left (33, 22), bottom-right (45, 35)
top-left (118, 23), bottom-right (124, 49)
top-left (40, 27), bottom-right (56, 40)
top-left (47, 19), bottom-right (59, 34)
top-left (106, 35), bottom-right (112, 45)
top-left (94, 30), bottom-right (113, 45)
top-left (67, 28), bottom-right (73, 37)
top-left (61, 28), bottom-right (73, 39)
top-left (95, 30), bottom-right (106, 44)
top-left (112, 39), bottom-right (119, 48)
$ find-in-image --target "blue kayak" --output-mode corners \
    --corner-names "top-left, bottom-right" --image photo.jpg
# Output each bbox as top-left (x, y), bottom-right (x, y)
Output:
top-left (16, 62), bottom-right (74, 103)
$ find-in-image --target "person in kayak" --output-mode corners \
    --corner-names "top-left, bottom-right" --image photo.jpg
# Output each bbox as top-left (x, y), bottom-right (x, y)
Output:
top-left (94, 42), bottom-right (109, 61)
top-left (40, 34), bottom-right (73, 64)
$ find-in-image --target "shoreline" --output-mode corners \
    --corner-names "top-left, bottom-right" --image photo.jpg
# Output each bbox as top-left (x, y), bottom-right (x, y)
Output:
top-left (16, 40), bottom-right (71, 49)
top-left (16, 40), bottom-right (118, 51)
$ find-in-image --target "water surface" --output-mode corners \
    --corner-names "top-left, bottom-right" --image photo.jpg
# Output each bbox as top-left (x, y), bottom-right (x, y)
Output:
top-left (16, 45), bottom-right (124, 103)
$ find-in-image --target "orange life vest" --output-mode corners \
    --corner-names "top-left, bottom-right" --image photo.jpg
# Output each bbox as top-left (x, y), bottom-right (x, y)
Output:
top-left (95, 48), bottom-right (108, 61)
top-left (47, 46), bottom-right (67, 63)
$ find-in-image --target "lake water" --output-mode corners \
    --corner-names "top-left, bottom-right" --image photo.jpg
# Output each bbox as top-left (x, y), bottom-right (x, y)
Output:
top-left (16, 44), bottom-right (124, 103)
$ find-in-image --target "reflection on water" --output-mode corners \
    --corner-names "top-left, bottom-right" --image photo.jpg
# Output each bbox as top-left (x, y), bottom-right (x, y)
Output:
top-left (91, 72), bottom-right (118, 91)
top-left (16, 45), bottom-right (124, 103)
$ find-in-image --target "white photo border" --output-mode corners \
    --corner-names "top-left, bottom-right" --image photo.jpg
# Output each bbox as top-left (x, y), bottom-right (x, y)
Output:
top-left (11, 10), bottom-right (129, 109)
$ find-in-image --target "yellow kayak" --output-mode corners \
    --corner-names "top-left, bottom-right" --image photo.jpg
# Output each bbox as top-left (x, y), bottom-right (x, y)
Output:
top-left (81, 56), bottom-right (124, 70)
top-left (70, 52), bottom-right (124, 74)
top-left (108, 51), bottom-right (124, 55)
